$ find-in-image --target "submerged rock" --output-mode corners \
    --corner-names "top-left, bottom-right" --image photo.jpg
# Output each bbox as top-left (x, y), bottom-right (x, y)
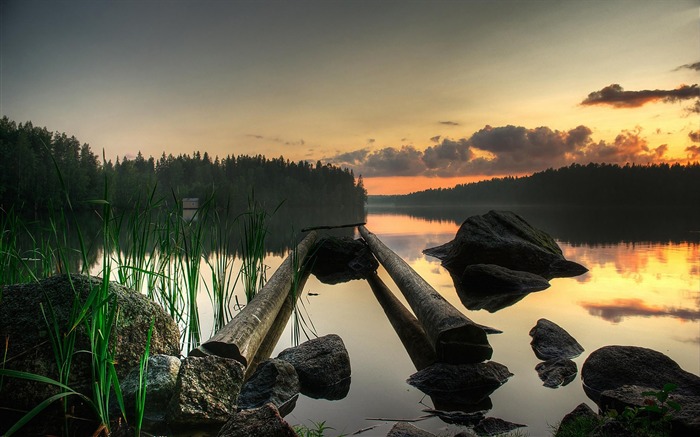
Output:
top-left (166, 355), bottom-right (245, 426)
top-left (276, 334), bottom-right (351, 400)
top-left (535, 358), bottom-right (578, 388)
top-left (238, 358), bottom-right (300, 417)
top-left (529, 318), bottom-right (584, 360)
top-left (473, 417), bottom-right (527, 436)
top-left (407, 361), bottom-right (512, 404)
top-left (309, 236), bottom-right (379, 284)
top-left (423, 210), bottom-right (587, 279)
top-left (386, 422), bottom-right (440, 437)
top-left (460, 264), bottom-right (551, 294)
top-left (217, 403), bottom-right (297, 437)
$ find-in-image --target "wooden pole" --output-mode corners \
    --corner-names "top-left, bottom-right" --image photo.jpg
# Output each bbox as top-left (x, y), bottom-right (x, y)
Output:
top-left (189, 231), bottom-right (318, 367)
top-left (366, 272), bottom-right (436, 370)
top-left (245, 267), bottom-right (311, 379)
top-left (359, 226), bottom-right (492, 364)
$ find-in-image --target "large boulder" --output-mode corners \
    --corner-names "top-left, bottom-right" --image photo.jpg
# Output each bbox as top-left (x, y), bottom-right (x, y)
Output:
top-left (238, 358), bottom-right (300, 417)
top-left (309, 236), bottom-right (379, 284)
top-left (529, 318), bottom-right (584, 360)
top-left (276, 334), bottom-right (351, 400)
top-left (166, 355), bottom-right (245, 426)
top-left (217, 403), bottom-right (297, 437)
top-left (581, 345), bottom-right (700, 402)
top-left (407, 361), bottom-right (512, 404)
top-left (0, 274), bottom-right (180, 434)
top-left (582, 345), bottom-right (700, 435)
top-left (423, 210), bottom-right (587, 279)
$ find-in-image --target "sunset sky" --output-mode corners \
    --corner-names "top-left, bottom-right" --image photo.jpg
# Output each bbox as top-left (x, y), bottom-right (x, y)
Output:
top-left (2, 0), bottom-right (698, 194)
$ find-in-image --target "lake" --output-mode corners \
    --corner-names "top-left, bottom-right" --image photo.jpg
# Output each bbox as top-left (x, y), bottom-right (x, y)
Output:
top-left (228, 205), bottom-right (699, 436)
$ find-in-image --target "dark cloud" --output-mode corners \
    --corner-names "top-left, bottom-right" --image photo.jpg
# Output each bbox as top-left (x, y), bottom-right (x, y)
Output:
top-left (675, 61), bottom-right (700, 71)
top-left (581, 83), bottom-right (699, 108)
top-left (687, 99), bottom-right (700, 114)
top-left (422, 138), bottom-right (473, 175)
top-left (246, 134), bottom-right (265, 139)
top-left (367, 138), bottom-right (375, 144)
top-left (686, 146), bottom-right (700, 159)
top-left (439, 121), bottom-right (460, 126)
top-left (581, 298), bottom-right (700, 324)
top-left (325, 124), bottom-right (675, 177)
top-left (430, 135), bottom-right (441, 143)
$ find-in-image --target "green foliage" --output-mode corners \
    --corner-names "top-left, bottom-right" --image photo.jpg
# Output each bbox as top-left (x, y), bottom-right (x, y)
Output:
top-left (293, 420), bottom-right (346, 437)
top-left (554, 385), bottom-right (681, 437)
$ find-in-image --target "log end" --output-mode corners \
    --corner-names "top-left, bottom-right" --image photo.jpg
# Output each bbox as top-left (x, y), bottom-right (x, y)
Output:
top-left (188, 341), bottom-right (248, 368)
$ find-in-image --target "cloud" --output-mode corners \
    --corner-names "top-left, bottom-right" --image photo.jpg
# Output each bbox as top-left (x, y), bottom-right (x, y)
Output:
top-left (675, 61), bottom-right (700, 71)
top-left (689, 131), bottom-right (700, 143)
top-left (580, 298), bottom-right (700, 323)
top-left (686, 146), bottom-right (700, 160)
top-left (439, 121), bottom-right (460, 126)
top-left (325, 123), bottom-right (676, 177)
top-left (246, 134), bottom-right (264, 140)
top-left (581, 83), bottom-right (699, 108)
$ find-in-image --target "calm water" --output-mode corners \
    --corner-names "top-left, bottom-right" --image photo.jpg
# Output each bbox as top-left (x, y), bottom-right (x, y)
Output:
top-left (233, 207), bottom-right (700, 436)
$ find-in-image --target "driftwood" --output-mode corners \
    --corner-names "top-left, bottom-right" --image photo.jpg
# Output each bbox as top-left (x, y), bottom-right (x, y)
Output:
top-left (245, 267), bottom-right (312, 379)
top-left (301, 222), bottom-right (366, 232)
top-left (359, 226), bottom-right (492, 364)
top-left (189, 231), bottom-right (318, 367)
top-left (366, 272), bottom-right (436, 370)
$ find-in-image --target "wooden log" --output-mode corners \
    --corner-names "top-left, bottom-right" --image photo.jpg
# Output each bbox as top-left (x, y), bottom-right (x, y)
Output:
top-left (245, 267), bottom-right (312, 379)
top-left (366, 271), bottom-right (436, 370)
top-left (189, 231), bottom-right (318, 367)
top-left (359, 225), bottom-right (492, 364)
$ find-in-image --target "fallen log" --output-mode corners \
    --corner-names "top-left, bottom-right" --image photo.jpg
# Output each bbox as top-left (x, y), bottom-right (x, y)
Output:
top-left (359, 226), bottom-right (492, 364)
top-left (366, 272), bottom-right (436, 370)
top-left (245, 267), bottom-right (312, 379)
top-left (189, 231), bottom-right (318, 367)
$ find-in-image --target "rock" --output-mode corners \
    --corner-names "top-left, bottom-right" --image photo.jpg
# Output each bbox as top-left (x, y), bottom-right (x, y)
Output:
top-left (238, 358), bottom-right (300, 417)
top-left (118, 354), bottom-right (181, 424)
top-left (554, 402), bottom-right (598, 436)
top-left (309, 236), bottom-right (379, 284)
top-left (422, 408), bottom-right (485, 426)
top-left (535, 358), bottom-right (578, 388)
top-left (386, 422), bottom-right (437, 437)
top-left (407, 361), bottom-right (512, 404)
top-left (277, 334), bottom-right (351, 400)
top-left (581, 345), bottom-right (700, 403)
top-left (460, 264), bottom-right (551, 294)
top-left (423, 210), bottom-right (587, 279)
top-left (0, 274), bottom-right (180, 434)
top-left (452, 265), bottom-right (551, 312)
top-left (529, 318), bottom-right (584, 360)
top-left (166, 355), bottom-right (245, 426)
top-left (217, 403), bottom-right (297, 437)
top-left (473, 417), bottom-right (527, 436)
top-left (599, 384), bottom-right (700, 435)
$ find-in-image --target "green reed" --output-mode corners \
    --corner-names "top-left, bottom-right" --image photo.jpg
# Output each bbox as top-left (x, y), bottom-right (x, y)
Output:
top-left (204, 199), bottom-right (238, 332)
top-left (238, 195), bottom-right (279, 304)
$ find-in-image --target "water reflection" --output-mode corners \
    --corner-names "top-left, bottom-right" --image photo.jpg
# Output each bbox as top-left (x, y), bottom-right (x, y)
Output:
top-left (580, 298), bottom-right (700, 323)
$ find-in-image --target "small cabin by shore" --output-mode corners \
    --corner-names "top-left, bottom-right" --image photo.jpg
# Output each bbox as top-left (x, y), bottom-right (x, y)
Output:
top-left (183, 198), bottom-right (199, 221)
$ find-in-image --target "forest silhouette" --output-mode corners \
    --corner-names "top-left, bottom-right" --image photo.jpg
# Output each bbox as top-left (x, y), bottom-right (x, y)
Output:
top-left (372, 162), bottom-right (700, 207)
top-left (0, 117), bottom-right (367, 214)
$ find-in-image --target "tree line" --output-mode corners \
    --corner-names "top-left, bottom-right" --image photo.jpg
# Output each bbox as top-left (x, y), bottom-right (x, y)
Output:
top-left (372, 162), bottom-right (700, 207)
top-left (0, 117), bottom-right (367, 214)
